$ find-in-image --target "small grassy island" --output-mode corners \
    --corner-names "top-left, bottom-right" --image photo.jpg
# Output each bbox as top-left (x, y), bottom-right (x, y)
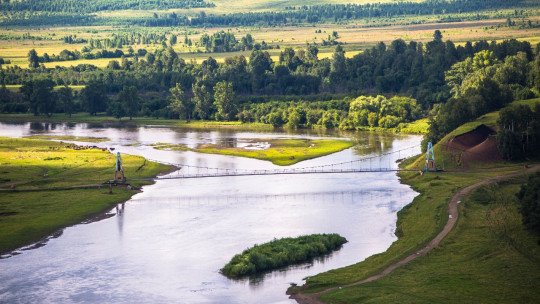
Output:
top-left (153, 138), bottom-right (354, 166)
top-left (221, 233), bottom-right (347, 279)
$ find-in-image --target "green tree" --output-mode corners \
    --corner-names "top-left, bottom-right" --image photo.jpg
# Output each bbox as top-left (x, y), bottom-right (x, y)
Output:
top-left (57, 85), bottom-right (74, 117)
top-left (192, 82), bottom-right (213, 120)
top-left (168, 83), bottom-right (193, 122)
top-left (213, 81), bottom-right (236, 121)
top-left (268, 111), bottom-right (284, 128)
top-left (118, 85), bottom-right (139, 120)
top-left (517, 172), bottom-right (540, 234)
top-left (287, 108), bottom-right (301, 128)
top-left (20, 78), bottom-right (55, 117)
top-left (27, 49), bottom-right (39, 69)
top-left (81, 80), bottom-right (107, 116)
top-left (108, 99), bottom-right (126, 119)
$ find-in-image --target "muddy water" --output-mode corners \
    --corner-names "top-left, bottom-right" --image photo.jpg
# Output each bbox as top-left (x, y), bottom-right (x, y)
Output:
top-left (0, 122), bottom-right (421, 303)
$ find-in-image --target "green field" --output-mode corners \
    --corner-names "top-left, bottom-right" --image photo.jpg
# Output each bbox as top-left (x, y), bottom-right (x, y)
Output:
top-left (289, 99), bottom-right (540, 302)
top-left (0, 137), bottom-right (172, 254)
top-left (319, 176), bottom-right (540, 303)
top-left (2, 15), bottom-right (539, 69)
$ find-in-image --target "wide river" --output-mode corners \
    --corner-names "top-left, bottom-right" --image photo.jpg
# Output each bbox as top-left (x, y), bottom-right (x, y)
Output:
top-left (0, 122), bottom-right (421, 304)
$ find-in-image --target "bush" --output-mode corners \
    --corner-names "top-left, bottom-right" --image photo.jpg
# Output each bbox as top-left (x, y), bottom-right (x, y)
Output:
top-left (221, 234), bottom-right (347, 278)
top-left (517, 172), bottom-right (540, 234)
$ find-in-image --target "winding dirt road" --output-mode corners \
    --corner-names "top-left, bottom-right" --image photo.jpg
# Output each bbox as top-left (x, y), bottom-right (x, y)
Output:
top-left (290, 165), bottom-right (540, 304)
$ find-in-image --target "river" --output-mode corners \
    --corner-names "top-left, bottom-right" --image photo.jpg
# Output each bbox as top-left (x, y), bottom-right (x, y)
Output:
top-left (0, 122), bottom-right (421, 304)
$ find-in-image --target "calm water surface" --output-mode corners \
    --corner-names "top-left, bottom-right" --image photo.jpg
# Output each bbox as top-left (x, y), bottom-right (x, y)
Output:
top-left (0, 122), bottom-right (421, 303)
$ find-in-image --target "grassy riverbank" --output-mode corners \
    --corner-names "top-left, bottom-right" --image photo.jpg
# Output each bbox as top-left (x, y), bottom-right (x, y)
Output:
top-left (0, 137), bottom-right (172, 255)
top-left (318, 174), bottom-right (540, 303)
top-left (290, 100), bottom-right (540, 301)
top-left (0, 113), bottom-right (430, 133)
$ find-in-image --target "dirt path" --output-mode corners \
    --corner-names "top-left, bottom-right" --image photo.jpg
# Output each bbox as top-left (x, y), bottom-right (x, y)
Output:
top-left (289, 165), bottom-right (540, 304)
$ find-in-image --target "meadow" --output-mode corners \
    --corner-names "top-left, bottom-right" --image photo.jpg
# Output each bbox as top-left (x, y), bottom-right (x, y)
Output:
top-left (0, 137), bottom-right (172, 254)
top-left (2, 15), bottom-right (539, 68)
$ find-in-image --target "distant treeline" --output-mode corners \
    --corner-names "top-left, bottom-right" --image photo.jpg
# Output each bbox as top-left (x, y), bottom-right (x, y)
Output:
top-left (0, 0), bottom-right (214, 14)
top-left (0, 0), bottom-right (533, 27)
top-left (1, 35), bottom-right (534, 106)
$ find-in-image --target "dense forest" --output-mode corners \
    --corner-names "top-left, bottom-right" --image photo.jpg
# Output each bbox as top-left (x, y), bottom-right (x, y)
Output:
top-left (2, 33), bottom-right (539, 148)
top-left (0, 0), bottom-right (533, 27)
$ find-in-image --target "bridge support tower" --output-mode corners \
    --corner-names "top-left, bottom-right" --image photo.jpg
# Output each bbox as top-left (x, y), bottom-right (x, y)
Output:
top-left (115, 152), bottom-right (126, 183)
top-left (425, 142), bottom-right (436, 172)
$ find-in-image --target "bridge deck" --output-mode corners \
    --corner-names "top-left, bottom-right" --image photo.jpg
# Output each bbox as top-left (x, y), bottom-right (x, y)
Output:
top-left (129, 168), bottom-right (416, 181)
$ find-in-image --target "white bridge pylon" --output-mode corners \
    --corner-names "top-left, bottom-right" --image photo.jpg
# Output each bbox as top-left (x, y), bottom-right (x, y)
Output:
top-left (139, 145), bottom-right (420, 180)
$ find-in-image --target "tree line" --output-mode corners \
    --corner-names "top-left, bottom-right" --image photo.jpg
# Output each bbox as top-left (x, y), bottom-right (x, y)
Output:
top-left (1, 34), bottom-right (538, 135)
top-left (0, 0), bottom-right (214, 14)
top-left (0, 0), bottom-right (533, 27)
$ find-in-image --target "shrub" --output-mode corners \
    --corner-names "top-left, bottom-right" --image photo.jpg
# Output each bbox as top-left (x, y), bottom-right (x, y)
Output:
top-left (221, 234), bottom-right (347, 278)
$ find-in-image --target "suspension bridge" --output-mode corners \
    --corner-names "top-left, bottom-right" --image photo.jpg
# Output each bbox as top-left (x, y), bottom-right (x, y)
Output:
top-left (128, 145), bottom-right (421, 181)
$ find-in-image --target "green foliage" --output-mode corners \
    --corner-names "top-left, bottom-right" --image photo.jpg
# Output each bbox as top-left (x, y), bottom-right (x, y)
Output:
top-left (27, 49), bottom-right (39, 69)
top-left (517, 172), bottom-right (540, 234)
top-left (213, 81), bottom-right (236, 121)
top-left (168, 83), bottom-right (193, 122)
top-left (497, 104), bottom-right (540, 160)
top-left (19, 78), bottom-right (55, 117)
top-left (117, 85), bottom-right (139, 120)
top-left (221, 234), bottom-right (347, 278)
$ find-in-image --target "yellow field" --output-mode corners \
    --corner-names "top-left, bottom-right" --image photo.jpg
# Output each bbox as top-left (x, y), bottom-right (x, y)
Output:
top-left (1, 16), bottom-right (539, 69)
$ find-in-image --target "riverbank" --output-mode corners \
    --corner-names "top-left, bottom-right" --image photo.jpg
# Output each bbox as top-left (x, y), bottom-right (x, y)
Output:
top-left (287, 99), bottom-right (540, 303)
top-left (0, 113), bottom-right (429, 134)
top-left (0, 137), bottom-right (173, 256)
top-left (289, 164), bottom-right (540, 303)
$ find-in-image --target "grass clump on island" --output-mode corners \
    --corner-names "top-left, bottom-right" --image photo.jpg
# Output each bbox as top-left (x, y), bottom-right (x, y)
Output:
top-left (151, 139), bottom-right (354, 166)
top-left (221, 234), bottom-right (348, 279)
top-left (0, 137), bottom-right (172, 254)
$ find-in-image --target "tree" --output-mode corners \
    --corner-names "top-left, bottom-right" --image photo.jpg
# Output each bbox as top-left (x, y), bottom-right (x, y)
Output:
top-left (20, 79), bottom-right (55, 117)
top-left (330, 45), bottom-right (346, 86)
top-left (81, 80), bottom-right (107, 116)
top-left (517, 172), bottom-right (540, 234)
top-left (118, 86), bottom-right (139, 120)
top-left (288, 108), bottom-right (301, 128)
top-left (57, 86), bottom-right (74, 117)
top-left (27, 49), bottom-right (39, 69)
top-left (268, 111), bottom-right (284, 128)
top-left (108, 99), bottom-right (126, 119)
top-left (168, 83), bottom-right (193, 122)
top-left (213, 81), bottom-right (236, 121)
top-left (192, 82), bottom-right (213, 120)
